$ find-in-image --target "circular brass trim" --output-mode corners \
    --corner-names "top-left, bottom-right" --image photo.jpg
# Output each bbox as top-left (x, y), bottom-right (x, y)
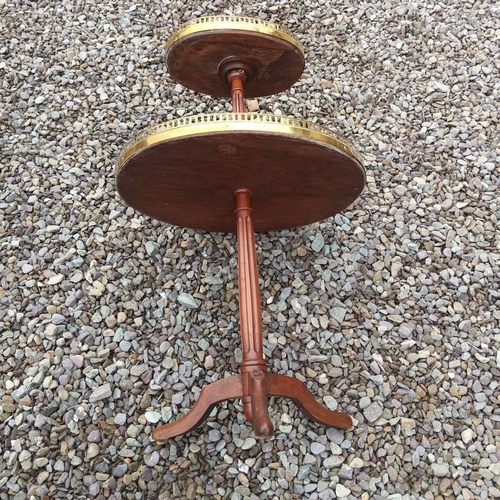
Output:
top-left (166, 15), bottom-right (304, 56)
top-left (116, 113), bottom-right (364, 174)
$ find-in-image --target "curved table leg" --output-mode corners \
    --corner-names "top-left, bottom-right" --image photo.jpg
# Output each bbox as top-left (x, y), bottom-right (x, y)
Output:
top-left (267, 373), bottom-right (352, 429)
top-left (152, 375), bottom-right (243, 441)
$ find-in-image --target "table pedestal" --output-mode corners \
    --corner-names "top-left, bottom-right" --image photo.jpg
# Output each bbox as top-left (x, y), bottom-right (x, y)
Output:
top-left (151, 190), bottom-right (352, 440)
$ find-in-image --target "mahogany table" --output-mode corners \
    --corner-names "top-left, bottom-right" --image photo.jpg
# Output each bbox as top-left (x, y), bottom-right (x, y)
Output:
top-left (116, 16), bottom-right (365, 440)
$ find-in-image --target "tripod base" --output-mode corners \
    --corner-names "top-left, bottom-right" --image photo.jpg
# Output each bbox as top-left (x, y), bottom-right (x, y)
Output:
top-left (152, 373), bottom-right (352, 441)
top-left (151, 189), bottom-right (353, 441)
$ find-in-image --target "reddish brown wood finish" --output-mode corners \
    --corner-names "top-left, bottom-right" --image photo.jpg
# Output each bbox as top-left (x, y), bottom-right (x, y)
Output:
top-left (129, 33), bottom-right (358, 440)
top-left (235, 188), bottom-right (273, 437)
top-left (228, 70), bottom-right (246, 112)
top-left (167, 30), bottom-right (304, 97)
top-left (267, 374), bottom-right (352, 428)
top-left (151, 375), bottom-right (243, 441)
top-left (151, 187), bottom-right (353, 440)
top-left (116, 132), bottom-right (364, 233)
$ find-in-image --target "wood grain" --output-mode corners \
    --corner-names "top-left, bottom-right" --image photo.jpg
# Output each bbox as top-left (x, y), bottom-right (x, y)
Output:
top-left (167, 30), bottom-right (304, 97)
top-left (116, 130), bottom-right (365, 232)
top-left (151, 375), bottom-right (243, 441)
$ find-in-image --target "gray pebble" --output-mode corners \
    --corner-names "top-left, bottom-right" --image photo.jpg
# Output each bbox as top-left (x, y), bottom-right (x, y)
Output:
top-left (113, 464), bottom-right (128, 478)
top-left (311, 442), bottom-right (326, 454)
top-left (364, 402), bottom-right (383, 423)
top-left (311, 233), bottom-right (325, 252)
top-left (89, 384), bottom-right (112, 403)
top-left (431, 463), bottom-right (450, 477)
top-left (146, 451), bottom-right (160, 467)
top-left (114, 413), bottom-right (127, 426)
top-left (177, 293), bottom-right (200, 309)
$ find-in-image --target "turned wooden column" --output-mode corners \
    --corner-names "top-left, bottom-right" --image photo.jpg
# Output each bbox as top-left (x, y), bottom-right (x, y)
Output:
top-left (234, 188), bottom-right (273, 437)
top-left (228, 69), bottom-right (246, 112)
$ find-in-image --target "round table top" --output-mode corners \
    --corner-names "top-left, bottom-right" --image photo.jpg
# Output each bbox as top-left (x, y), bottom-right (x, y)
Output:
top-left (116, 113), bottom-right (365, 233)
top-left (166, 16), bottom-right (305, 98)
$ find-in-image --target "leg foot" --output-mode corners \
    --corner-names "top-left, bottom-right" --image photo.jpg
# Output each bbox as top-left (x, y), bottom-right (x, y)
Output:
top-left (268, 373), bottom-right (352, 429)
top-left (152, 375), bottom-right (243, 441)
top-left (245, 370), bottom-right (274, 438)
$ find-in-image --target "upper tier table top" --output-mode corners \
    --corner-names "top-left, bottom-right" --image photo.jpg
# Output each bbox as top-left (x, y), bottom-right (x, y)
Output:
top-left (166, 16), bottom-right (305, 98)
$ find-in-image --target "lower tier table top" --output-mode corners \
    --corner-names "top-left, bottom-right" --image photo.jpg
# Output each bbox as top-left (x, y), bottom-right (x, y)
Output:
top-left (116, 113), bottom-right (365, 233)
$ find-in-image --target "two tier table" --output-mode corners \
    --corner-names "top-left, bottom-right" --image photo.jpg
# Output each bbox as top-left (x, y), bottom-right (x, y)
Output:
top-left (116, 16), bottom-right (365, 440)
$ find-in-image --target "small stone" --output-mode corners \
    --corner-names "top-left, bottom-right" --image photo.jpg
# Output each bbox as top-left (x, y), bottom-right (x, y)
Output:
top-left (428, 384), bottom-right (438, 395)
top-left (89, 483), bottom-right (100, 496)
top-left (336, 484), bottom-right (351, 498)
top-left (204, 355), bottom-right (214, 370)
top-left (87, 443), bottom-right (100, 459)
top-left (51, 313), bottom-right (65, 324)
top-left (431, 463), bottom-right (450, 477)
top-left (198, 338), bottom-right (209, 351)
top-left (247, 99), bottom-right (259, 111)
top-left (461, 428), bottom-right (474, 444)
top-left (490, 486), bottom-right (500, 498)
top-left (241, 438), bottom-right (257, 450)
top-left (145, 241), bottom-right (160, 258)
top-left (311, 233), bottom-right (325, 252)
top-left (171, 393), bottom-right (184, 405)
top-left (70, 355), bottom-right (84, 368)
top-left (145, 411), bottom-right (162, 424)
top-left (427, 81), bottom-right (450, 93)
top-left (89, 384), bottom-right (112, 403)
top-left (311, 442), bottom-right (326, 454)
top-left (297, 465), bottom-right (311, 480)
top-left (323, 396), bottom-right (338, 411)
top-left (87, 430), bottom-right (101, 443)
top-left (349, 457), bottom-right (364, 468)
top-left (12, 386), bottom-right (27, 401)
top-left (45, 324), bottom-right (58, 336)
top-left (324, 456), bottom-right (344, 468)
top-left (401, 417), bottom-right (416, 431)
top-left (363, 402), bottom-right (383, 423)
top-left (47, 274), bottom-right (64, 285)
top-left (113, 464), bottom-right (127, 478)
top-left (394, 185), bottom-right (406, 196)
top-left (146, 451), bottom-right (160, 467)
top-left (130, 364), bottom-right (148, 377)
top-left (37, 471), bottom-right (50, 485)
top-left (338, 464), bottom-right (353, 479)
top-left (208, 429), bottom-right (221, 442)
top-left (329, 306), bottom-right (346, 323)
top-left (34, 457), bottom-right (48, 467)
top-left (34, 414), bottom-right (46, 428)
top-left (127, 425), bottom-right (140, 438)
top-left (114, 413), bottom-right (127, 425)
top-left (462, 489), bottom-right (474, 500)
top-left (177, 293), bottom-right (200, 309)
top-left (327, 428), bottom-right (344, 444)
top-left (321, 78), bottom-right (333, 89)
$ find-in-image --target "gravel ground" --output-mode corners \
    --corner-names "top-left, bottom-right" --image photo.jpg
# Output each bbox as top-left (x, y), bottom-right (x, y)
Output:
top-left (1, 0), bottom-right (499, 499)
